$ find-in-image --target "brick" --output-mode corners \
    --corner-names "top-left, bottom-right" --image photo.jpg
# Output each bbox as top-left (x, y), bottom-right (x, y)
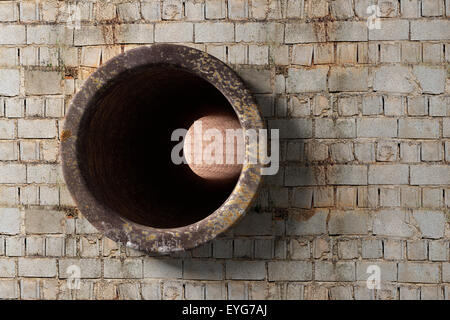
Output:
top-left (376, 141), bottom-right (398, 162)
top-left (411, 20), bottom-right (450, 40)
top-left (184, 260), bottom-right (223, 280)
top-left (25, 236), bottom-right (45, 256)
top-left (45, 237), bottom-right (64, 256)
top-left (226, 261), bottom-right (265, 280)
top-left (412, 210), bottom-right (445, 239)
top-left (384, 239), bottom-right (405, 260)
top-left (285, 22), bottom-right (326, 43)
top-left (315, 261), bottom-right (355, 282)
top-left (357, 118), bottom-right (398, 138)
top-left (25, 210), bottom-right (64, 234)
top-left (228, 45), bottom-right (248, 64)
top-left (338, 240), bottom-right (359, 259)
top-left (0, 141), bottom-right (17, 161)
top-left (355, 142), bottom-right (375, 162)
top-left (356, 261), bottom-right (397, 282)
top-left (0, 25), bottom-right (25, 44)
top-left (423, 43), bottom-right (443, 63)
top-left (407, 240), bottom-right (428, 260)
top-left (337, 42), bottom-right (358, 62)
top-left (380, 187), bottom-right (400, 207)
top-left (429, 96), bottom-right (449, 116)
top-left (401, 0), bottom-right (421, 17)
top-left (314, 187), bottom-right (334, 207)
top-left (59, 259), bottom-right (101, 279)
top-left (24, 71), bottom-right (63, 95)
top-left (0, 69), bottom-right (20, 96)
top-left (18, 258), bottom-right (57, 277)
top-left (373, 66), bottom-right (414, 93)
top-left (331, 0), bottom-right (354, 18)
top-left (429, 241), bottom-right (448, 261)
top-left (205, 0), bottom-right (226, 19)
top-left (401, 42), bottom-right (421, 63)
top-left (369, 20), bottom-right (409, 40)
top-left (18, 120), bottom-right (57, 139)
top-left (233, 238), bottom-right (253, 258)
top-left (248, 45), bottom-right (268, 65)
top-left (328, 165), bottom-right (368, 185)
top-left (398, 263), bottom-right (439, 283)
top-left (362, 96), bottom-right (383, 115)
top-left (286, 67), bottom-right (328, 93)
top-left (373, 209), bottom-right (415, 237)
top-left (286, 209), bottom-right (328, 236)
top-left (288, 96), bottom-right (310, 117)
top-left (74, 26), bottom-right (113, 46)
top-left (0, 280), bottom-right (18, 299)
top-left (143, 257), bottom-right (182, 279)
top-left (314, 43), bottom-right (334, 64)
top-left (0, 164), bottom-right (26, 183)
top-left (115, 24), bottom-right (154, 44)
top-left (329, 67), bottom-right (368, 92)
top-left (27, 25), bottom-right (73, 45)
top-left (26, 164), bottom-right (59, 184)
top-left (117, 2), bottom-right (140, 21)
top-left (410, 165), bottom-right (450, 185)
top-left (5, 237), bottom-right (24, 256)
top-left (293, 188), bottom-right (313, 209)
top-left (104, 259), bottom-right (142, 279)
top-left (0, 187), bottom-right (18, 206)
top-left (329, 210), bottom-right (370, 235)
top-left (362, 239), bottom-right (383, 258)
top-left (268, 261), bottom-right (312, 281)
top-left (5, 98), bottom-right (24, 118)
top-left (236, 69), bottom-right (271, 93)
top-left (330, 144), bottom-right (354, 163)
top-left (195, 22), bottom-right (234, 43)
top-left (0, 259), bottom-right (15, 278)
top-left (422, 142), bottom-right (443, 162)
top-left (368, 164), bottom-right (408, 185)
top-left (268, 119), bottom-right (312, 139)
top-left (236, 22), bottom-right (284, 43)
top-left (285, 166), bottom-right (325, 186)
top-left (412, 66), bottom-right (446, 94)
top-left (327, 21), bottom-right (367, 41)
top-left (316, 119), bottom-right (356, 138)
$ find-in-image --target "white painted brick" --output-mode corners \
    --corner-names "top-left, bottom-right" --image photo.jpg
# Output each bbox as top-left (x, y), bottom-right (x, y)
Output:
top-left (0, 141), bottom-right (17, 161)
top-left (195, 22), bottom-right (234, 43)
top-left (0, 25), bottom-right (25, 44)
top-left (236, 22), bottom-right (284, 43)
top-left (411, 20), bottom-right (450, 40)
top-left (24, 71), bottom-right (63, 95)
top-left (0, 208), bottom-right (21, 235)
top-left (0, 69), bottom-right (20, 96)
top-left (285, 22), bottom-right (325, 43)
top-left (155, 23), bottom-right (194, 42)
top-left (115, 24), bottom-right (154, 44)
top-left (18, 120), bottom-right (57, 139)
top-left (18, 258), bottom-right (57, 277)
top-left (369, 20), bottom-right (409, 40)
top-left (0, 164), bottom-right (26, 183)
top-left (25, 210), bottom-right (65, 234)
top-left (206, 0), bottom-right (226, 19)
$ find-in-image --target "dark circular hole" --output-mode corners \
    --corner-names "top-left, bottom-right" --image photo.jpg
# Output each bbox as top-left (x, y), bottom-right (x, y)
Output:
top-left (77, 66), bottom-right (242, 228)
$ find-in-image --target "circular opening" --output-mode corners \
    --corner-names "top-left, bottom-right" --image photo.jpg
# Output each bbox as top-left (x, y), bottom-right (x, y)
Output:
top-left (77, 66), bottom-right (242, 229)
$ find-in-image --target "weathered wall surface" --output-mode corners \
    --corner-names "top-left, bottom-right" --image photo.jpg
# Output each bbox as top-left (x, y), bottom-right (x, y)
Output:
top-left (0, 0), bottom-right (449, 300)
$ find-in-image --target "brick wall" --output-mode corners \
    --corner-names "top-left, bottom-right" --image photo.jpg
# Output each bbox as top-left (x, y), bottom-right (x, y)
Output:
top-left (0, 0), bottom-right (449, 300)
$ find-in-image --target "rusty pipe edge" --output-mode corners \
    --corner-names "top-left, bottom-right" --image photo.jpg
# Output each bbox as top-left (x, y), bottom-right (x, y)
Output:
top-left (61, 44), bottom-right (264, 253)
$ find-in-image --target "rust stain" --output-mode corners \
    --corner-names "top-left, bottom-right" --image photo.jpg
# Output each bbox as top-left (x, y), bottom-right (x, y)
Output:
top-left (60, 130), bottom-right (72, 142)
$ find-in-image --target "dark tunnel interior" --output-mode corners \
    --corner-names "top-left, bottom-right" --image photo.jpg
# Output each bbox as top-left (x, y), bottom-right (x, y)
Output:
top-left (77, 66), bottom-right (242, 228)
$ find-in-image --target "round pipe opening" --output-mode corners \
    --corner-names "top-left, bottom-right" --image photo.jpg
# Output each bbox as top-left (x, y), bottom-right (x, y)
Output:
top-left (78, 66), bottom-right (242, 228)
top-left (62, 44), bottom-right (263, 252)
